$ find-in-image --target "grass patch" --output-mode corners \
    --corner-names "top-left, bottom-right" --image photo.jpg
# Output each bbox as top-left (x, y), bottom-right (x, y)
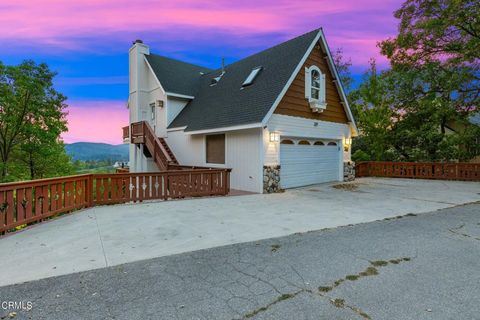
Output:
top-left (333, 279), bottom-right (344, 287)
top-left (346, 274), bottom-right (360, 281)
top-left (389, 259), bottom-right (401, 264)
top-left (318, 286), bottom-right (332, 293)
top-left (244, 292), bottom-right (298, 318)
top-left (245, 306), bottom-right (268, 318)
top-left (278, 293), bottom-right (294, 301)
top-left (402, 257), bottom-right (411, 261)
top-left (370, 260), bottom-right (389, 267)
top-left (359, 311), bottom-right (372, 319)
top-left (330, 298), bottom-right (345, 308)
top-left (359, 267), bottom-right (378, 277)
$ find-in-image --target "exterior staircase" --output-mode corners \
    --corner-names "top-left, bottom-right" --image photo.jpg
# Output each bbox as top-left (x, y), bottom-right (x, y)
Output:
top-left (129, 121), bottom-right (178, 171)
top-left (159, 138), bottom-right (178, 164)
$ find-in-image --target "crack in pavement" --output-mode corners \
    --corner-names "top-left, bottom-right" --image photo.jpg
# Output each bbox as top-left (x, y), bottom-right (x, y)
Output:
top-left (448, 223), bottom-right (480, 241)
top-left (234, 256), bottom-right (413, 320)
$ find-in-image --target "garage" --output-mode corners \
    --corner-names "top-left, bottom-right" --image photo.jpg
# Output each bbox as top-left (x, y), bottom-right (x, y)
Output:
top-left (280, 138), bottom-right (340, 188)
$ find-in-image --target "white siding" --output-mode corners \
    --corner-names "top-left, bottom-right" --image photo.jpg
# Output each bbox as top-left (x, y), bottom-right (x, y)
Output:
top-left (166, 128), bottom-right (263, 193)
top-left (264, 114), bottom-right (350, 166)
top-left (165, 130), bottom-right (204, 166)
top-left (226, 129), bottom-right (262, 193)
top-left (268, 114), bottom-right (349, 139)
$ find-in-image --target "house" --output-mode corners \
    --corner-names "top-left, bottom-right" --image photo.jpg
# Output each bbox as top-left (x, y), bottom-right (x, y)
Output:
top-left (126, 28), bottom-right (358, 193)
top-left (446, 113), bottom-right (480, 163)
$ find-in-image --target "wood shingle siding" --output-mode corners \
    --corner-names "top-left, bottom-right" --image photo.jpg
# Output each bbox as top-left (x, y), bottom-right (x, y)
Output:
top-left (274, 45), bottom-right (348, 124)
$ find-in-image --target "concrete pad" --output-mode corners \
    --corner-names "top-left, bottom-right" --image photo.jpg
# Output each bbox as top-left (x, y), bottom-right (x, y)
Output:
top-left (0, 177), bottom-right (479, 286)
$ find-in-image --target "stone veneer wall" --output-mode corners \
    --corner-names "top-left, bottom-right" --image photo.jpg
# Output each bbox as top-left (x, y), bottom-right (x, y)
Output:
top-left (263, 165), bottom-right (281, 193)
top-left (344, 161), bottom-right (355, 181)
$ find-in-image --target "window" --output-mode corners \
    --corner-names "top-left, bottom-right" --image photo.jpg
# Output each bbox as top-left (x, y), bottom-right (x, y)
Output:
top-left (280, 139), bottom-right (294, 144)
top-left (305, 65), bottom-right (326, 112)
top-left (298, 140), bottom-right (311, 145)
top-left (327, 142), bottom-right (337, 146)
top-left (150, 103), bottom-right (155, 121)
top-left (242, 67), bottom-right (262, 87)
top-left (206, 134), bottom-right (225, 164)
top-left (314, 141), bottom-right (325, 145)
top-left (311, 69), bottom-right (320, 100)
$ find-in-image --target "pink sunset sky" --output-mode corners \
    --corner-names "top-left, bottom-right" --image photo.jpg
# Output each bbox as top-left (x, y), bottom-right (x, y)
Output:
top-left (0, 0), bottom-right (403, 144)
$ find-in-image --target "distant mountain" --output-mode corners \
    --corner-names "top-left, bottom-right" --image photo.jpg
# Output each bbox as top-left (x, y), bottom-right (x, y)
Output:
top-left (65, 142), bottom-right (129, 161)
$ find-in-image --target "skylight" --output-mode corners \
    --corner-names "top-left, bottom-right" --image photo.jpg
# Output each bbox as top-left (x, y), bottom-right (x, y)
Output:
top-left (242, 67), bottom-right (262, 87)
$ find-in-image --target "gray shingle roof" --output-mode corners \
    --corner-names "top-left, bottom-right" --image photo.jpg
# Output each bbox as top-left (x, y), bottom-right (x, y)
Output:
top-left (470, 113), bottom-right (480, 126)
top-left (164, 29), bottom-right (320, 131)
top-left (146, 54), bottom-right (212, 97)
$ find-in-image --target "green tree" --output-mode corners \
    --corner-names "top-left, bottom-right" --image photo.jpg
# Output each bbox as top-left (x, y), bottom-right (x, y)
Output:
top-left (386, 61), bottom-right (479, 161)
top-left (17, 140), bottom-right (74, 180)
top-left (349, 60), bottom-right (396, 160)
top-left (0, 60), bottom-right (71, 181)
top-left (380, 0), bottom-right (480, 66)
top-left (374, 0), bottom-right (480, 162)
top-left (333, 48), bottom-right (353, 93)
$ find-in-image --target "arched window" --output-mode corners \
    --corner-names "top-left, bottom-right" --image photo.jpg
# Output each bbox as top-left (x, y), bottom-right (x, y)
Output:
top-left (280, 139), bottom-right (294, 145)
top-left (305, 65), bottom-right (326, 112)
top-left (327, 142), bottom-right (337, 146)
top-left (310, 69), bottom-right (320, 100)
top-left (314, 141), bottom-right (325, 145)
top-left (298, 140), bottom-right (311, 145)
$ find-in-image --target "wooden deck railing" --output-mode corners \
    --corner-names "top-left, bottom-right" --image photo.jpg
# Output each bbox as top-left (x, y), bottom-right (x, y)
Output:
top-left (128, 121), bottom-right (178, 170)
top-left (356, 161), bottom-right (480, 181)
top-left (0, 169), bottom-right (231, 234)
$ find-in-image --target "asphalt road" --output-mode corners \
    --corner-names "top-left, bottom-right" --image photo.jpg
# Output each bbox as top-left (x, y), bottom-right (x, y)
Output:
top-left (1, 203), bottom-right (479, 320)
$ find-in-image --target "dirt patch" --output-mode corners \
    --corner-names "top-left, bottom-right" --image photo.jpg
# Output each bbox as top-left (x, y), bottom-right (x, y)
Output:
top-left (332, 183), bottom-right (362, 191)
top-left (270, 244), bottom-right (281, 252)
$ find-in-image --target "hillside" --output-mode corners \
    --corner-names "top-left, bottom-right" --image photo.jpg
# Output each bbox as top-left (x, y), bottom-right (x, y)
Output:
top-left (65, 142), bottom-right (129, 161)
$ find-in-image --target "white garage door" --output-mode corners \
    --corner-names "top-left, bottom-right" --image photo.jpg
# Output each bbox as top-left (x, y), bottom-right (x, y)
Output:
top-left (280, 140), bottom-right (340, 189)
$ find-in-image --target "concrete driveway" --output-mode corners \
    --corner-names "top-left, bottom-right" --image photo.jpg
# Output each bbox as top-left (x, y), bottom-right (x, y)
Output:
top-left (1, 203), bottom-right (479, 320)
top-left (1, 177), bottom-right (479, 287)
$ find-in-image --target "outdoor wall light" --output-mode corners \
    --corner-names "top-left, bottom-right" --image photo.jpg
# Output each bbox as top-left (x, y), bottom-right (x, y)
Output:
top-left (269, 131), bottom-right (280, 143)
top-left (343, 137), bottom-right (352, 151)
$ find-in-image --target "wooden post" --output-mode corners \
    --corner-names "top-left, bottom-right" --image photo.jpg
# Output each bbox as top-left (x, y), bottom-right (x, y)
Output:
top-left (86, 175), bottom-right (94, 208)
top-left (163, 173), bottom-right (169, 200)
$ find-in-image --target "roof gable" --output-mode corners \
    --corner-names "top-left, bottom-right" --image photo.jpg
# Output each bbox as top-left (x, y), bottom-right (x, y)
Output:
top-left (274, 40), bottom-right (348, 123)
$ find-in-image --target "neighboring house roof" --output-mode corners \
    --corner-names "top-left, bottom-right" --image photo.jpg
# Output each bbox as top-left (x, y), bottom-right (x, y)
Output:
top-left (470, 113), bottom-right (480, 126)
top-left (146, 54), bottom-right (212, 97)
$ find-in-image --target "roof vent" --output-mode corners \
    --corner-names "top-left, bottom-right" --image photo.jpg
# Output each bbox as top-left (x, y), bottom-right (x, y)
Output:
top-left (133, 39), bottom-right (143, 45)
top-left (242, 67), bottom-right (262, 87)
top-left (210, 71), bottom-right (225, 86)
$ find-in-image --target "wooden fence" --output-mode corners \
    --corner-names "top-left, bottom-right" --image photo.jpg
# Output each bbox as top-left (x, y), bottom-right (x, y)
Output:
top-left (356, 161), bottom-right (480, 181)
top-left (0, 168), bottom-right (231, 234)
